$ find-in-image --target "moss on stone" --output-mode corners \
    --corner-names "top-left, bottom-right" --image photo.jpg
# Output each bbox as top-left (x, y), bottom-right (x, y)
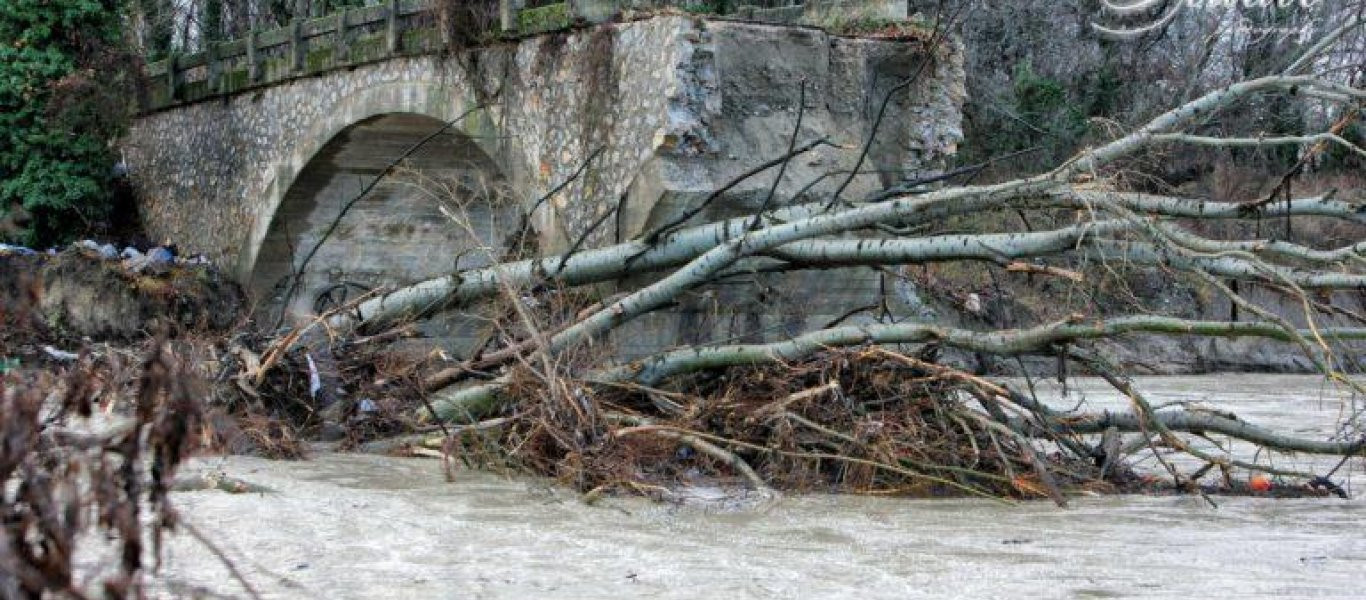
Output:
top-left (305, 47), bottom-right (334, 72)
top-left (401, 28), bottom-right (441, 52)
top-left (182, 80), bottom-right (209, 102)
top-left (147, 86), bottom-right (170, 107)
top-left (800, 2), bottom-right (935, 40)
top-left (463, 106), bottom-right (495, 139)
top-left (518, 3), bottom-right (572, 34)
top-left (223, 68), bottom-right (250, 92)
top-left (261, 57), bottom-right (289, 80)
top-left (349, 35), bottom-right (385, 62)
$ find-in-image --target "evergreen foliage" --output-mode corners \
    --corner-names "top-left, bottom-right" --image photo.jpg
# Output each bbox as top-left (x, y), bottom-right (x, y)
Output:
top-left (0, 0), bottom-right (131, 245)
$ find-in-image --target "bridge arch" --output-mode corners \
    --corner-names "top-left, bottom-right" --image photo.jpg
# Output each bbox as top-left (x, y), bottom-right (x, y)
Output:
top-left (239, 80), bottom-right (511, 288)
top-left (245, 87), bottom-right (521, 324)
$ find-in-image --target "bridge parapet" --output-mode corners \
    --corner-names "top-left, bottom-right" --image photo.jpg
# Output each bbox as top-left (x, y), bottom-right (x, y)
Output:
top-left (142, 1), bottom-right (909, 111)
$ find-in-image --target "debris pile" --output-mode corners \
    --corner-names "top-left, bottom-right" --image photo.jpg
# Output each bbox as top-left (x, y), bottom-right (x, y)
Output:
top-left (445, 348), bottom-right (1113, 503)
top-left (0, 241), bottom-right (243, 342)
top-left (1, 299), bottom-right (204, 597)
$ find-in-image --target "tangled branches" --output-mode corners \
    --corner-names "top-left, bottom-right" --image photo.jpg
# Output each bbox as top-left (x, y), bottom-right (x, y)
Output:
top-left (1, 342), bottom-right (204, 598)
top-left (493, 348), bottom-right (1113, 503)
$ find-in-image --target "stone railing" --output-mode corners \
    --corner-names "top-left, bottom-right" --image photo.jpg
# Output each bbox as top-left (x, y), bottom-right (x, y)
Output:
top-left (142, 0), bottom-right (461, 110)
top-left (140, 1), bottom-right (903, 111)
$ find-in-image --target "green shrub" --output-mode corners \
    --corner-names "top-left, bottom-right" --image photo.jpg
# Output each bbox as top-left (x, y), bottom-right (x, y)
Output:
top-left (0, 0), bottom-right (132, 246)
top-left (961, 60), bottom-right (1092, 172)
top-left (1012, 61), bottom-right (1086, 149)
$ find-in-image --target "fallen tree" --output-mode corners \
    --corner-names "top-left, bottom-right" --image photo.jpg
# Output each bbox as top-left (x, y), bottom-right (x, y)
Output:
top-left (7, 7), bottom-right (1366, 599)
top-left (247, 14), bottom-right (1366, 503)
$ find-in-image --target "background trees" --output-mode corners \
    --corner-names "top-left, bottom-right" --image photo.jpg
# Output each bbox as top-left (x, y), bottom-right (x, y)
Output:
top-left (0, 0), bottom-right (131, 246)
top-left (911, 0), bottom-right (1365, 181)
top-left (0, 0), bottom-right (377, 246)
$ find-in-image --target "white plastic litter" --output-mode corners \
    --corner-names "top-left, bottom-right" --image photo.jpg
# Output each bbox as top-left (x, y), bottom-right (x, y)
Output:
top-left (42, 346), bottom-right (79, 362)
top-left (306, 353), bottom-right (322, 399)
top-left (146, 247), bottom-right (174, 264)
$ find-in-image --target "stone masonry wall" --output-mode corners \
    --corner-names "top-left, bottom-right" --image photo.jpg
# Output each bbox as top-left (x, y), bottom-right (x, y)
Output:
top-left (123, 15), bottom-right (965, 357)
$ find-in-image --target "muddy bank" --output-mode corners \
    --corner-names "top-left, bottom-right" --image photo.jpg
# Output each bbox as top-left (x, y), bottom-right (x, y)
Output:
top-left (0, 248), bottom-right (244, 341)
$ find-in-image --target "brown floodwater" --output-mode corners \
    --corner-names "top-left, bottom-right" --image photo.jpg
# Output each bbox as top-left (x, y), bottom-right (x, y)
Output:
top-left (147, 376), bottom-right (1365, 599)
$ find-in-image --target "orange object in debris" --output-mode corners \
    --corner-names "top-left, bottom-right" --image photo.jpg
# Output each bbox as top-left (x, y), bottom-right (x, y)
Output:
top-left (1011, 475), bottom-right (1048, 498)
top-left (1249, 475), bottom-right (1273, 492)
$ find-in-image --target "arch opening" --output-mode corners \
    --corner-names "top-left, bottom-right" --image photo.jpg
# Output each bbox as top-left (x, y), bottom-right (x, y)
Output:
top-left (248, 113), bottom-right (519, 334)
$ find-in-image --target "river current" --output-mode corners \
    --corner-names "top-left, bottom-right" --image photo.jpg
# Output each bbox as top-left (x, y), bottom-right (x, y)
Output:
top-left (148, 376), bottom-right (1366, 599)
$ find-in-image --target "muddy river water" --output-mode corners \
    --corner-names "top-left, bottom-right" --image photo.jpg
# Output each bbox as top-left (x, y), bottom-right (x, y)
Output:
top-left (152, 376), bottom-right (1366, 598)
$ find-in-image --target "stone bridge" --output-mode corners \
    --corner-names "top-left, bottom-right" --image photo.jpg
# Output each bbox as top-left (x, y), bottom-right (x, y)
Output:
top-left (123, 6), bottom-right (964, 354)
